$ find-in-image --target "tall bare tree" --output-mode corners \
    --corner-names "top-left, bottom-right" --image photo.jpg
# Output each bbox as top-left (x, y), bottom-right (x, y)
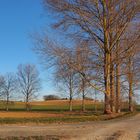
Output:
top-left (17, 64), bottom-right (41, 111)
top-left (124, 25), bottom-right (140, 112)
top-left (55, 56), bottom-right (78, 111)
top-left (75, 41), bottom-right (91, 112)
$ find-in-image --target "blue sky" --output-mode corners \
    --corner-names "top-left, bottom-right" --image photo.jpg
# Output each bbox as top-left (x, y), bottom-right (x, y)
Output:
top-left (0, 0), bottom-right (58, 99)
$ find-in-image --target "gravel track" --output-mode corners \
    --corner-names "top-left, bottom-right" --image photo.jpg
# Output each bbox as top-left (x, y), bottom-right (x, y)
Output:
top-left (0, 114), bottom-right (139, 140)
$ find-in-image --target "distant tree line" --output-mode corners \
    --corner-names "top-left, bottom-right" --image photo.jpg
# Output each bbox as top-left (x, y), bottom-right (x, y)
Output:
top-left (43, 94), bottom-right (94, 101)
top-left (43, 95), bottom-right (60, 101)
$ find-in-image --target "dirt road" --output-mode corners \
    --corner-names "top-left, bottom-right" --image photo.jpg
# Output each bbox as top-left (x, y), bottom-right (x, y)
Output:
top-left (0, 114), bottom-right (140, 140)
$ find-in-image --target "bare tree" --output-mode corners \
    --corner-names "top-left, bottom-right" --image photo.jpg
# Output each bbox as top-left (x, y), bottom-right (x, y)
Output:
top-left (55, 51), bottom-right (79, 111)
top-left (2, 73), bottom-right (16, 111)
top-left (0, 76), bottom-right (5, 97)
top-left (124, 30), bottom-right (140, 112)
top-left (75, 41), bottom-right (91, 112)
top-left (17, 64), bottom-right (41, 111)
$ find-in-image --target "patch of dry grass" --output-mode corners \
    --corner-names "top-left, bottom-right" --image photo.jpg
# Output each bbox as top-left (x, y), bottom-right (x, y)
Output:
top-left (0, 100), bottom-right (104, 111)
top-left (30, 100), bottom-right (97, 106)
top-left (0, 112), bottom-right (66, 118)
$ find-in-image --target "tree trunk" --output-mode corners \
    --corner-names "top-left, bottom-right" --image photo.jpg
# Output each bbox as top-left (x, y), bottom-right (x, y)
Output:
top-left (103, 2), bottom-right (111, 114)
top-left (26, 95), bottom-right (30, 111)
top-left (94, 101), bottom-right (97, 113)
top-left (69, 76), bottom-right (73, 111)
top-left (94, 89), bottom-right (98, 113)
top-left (128, 58), bottom-right (133, 112)
top-left (110, 53), bottom-right (115, 113)
top-left (82, 96), bottom-right (85, 112)
top-left (6, 94), bottom-right (9, 111)
top-left (129, 82), bottom-right (133, 112)
top-left (82, 79), bottom-right (85, 112)
top-left (26, 102), bottom-right (30, 111)
top-left (116, 64), bottom-right (121, 113)
top-left (69, 97), bottom-right (73, 111)
top-left (104, 52), bottom-right (111, 114)
top-left (115, 43), bottom-right (121, 113)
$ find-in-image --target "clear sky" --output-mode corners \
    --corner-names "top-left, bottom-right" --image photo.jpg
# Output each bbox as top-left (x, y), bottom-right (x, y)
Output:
top-left (0, 0), bottom-right (58, 99)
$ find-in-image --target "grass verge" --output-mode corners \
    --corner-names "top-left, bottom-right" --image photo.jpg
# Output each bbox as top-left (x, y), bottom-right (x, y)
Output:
top-left (0, 112), bottom-right (137, 124)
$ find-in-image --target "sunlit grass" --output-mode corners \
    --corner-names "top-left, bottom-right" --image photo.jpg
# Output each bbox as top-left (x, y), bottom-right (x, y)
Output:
top-left (0, 100), bottom-right (104, 111)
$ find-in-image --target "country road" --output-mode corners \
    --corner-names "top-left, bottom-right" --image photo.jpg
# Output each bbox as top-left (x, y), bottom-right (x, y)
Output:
top-left (0, 114), bottom-right (140, 140)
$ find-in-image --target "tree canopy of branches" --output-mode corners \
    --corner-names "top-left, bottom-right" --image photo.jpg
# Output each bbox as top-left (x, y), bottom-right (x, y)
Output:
top-left (34, 0), bottom-right (140, 114)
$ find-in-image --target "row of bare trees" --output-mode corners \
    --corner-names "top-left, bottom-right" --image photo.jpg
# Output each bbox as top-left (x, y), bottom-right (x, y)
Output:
top-left (34, 0), bottom-right (140, 114)
top-left (0, 64), bottom-right (40, 111)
